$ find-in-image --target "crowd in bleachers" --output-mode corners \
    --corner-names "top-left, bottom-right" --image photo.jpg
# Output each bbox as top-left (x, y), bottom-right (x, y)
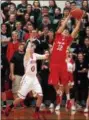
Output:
top-left (1, 0), bottom-right (89, 110)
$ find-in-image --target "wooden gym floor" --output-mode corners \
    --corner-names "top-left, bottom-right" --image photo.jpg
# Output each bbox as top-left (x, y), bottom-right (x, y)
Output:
top-left (1, 107), bottom-right (89, 120)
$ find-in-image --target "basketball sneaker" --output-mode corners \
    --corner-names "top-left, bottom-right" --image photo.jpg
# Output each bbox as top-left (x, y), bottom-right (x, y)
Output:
top-left (66, 100), bottom-right (71, 109)
top-left (4, 105), bottom-right (11, 116)
top-left (49, 103), bottom-right (54, 109)
top-left (84, 108), bottom-right (88, 113)
top-left (55, 104), bottom-right (60, 111)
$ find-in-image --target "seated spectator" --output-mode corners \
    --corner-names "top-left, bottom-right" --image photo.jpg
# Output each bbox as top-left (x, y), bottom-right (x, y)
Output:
top-left (65, 1), bottom-right (71, 9)
top-left (22, 13), bottom-right (30, 26)
top-left (81, 0), bottom-right (89, 12)
top-left (10, 43), bottom-right (25, 99)
top-left (75, 53), bottom-right (88, 106)
top-left (37, 6), bottom-right (54, 29)
top-left (1, 23), bottom-right (11, 55)
top-left (6, 31), bottom-right (20, 62)
top-left (16, 0), bottom-right (28, 21)
top-left (15, 22), bottom-right (25, 42)
top-left (33, 0), bottom-right (41, 28)
top-left (1, 0), bottom-right (15, 21)
top-left (5, 14), bottom-right (16, 36)
top-left (8, 4), bottom-right (17, 16)
top-left (38, 15), bottom-right (52, 31)
top-left (52, 7), bottom-right (62, 32)
top-left (48, 0), bottom-right (57, 16)
top-left (70, 1), bottom-right (77, 10)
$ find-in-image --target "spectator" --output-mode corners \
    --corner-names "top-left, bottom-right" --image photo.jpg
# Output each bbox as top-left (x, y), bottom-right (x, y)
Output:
top-left (33, 0), bottom-right (41, 28)
top-left (8, 4), bottom-right (17, 15)
top-left (52, 7), bottom-right (62, 32)
top-left (22, 13), bottom-right (30, 25)
top-left (39, 26), bottom-right (49, 54)
top-left (1, 23), bottom-right (11, 55)
top-left (6, 31), bottom-right (20, 62)
top-left (40, 50), bottom-right (56, 109)
top-left (49, 0), bottom-right (57, 16)
top-left (83, 37), bottom-right (89, 62)
top-left (1, 53), bottom-right (9, 109)
top-left (10, 44), bottom-right (25, 99)
top-left (17, 0), bottom-right (28, 21)
top-left (81, 0), bottom-right (89, 12)
top-left (38, 15), bottom-right (52, 31)
top-left (75, 53), bottom-right (88, 106)
top-left (5, 14), bottom-right (16, 36)
top-left (48, 30), bottom-right (54, 44)
top-left (70, 1), bottom-right (77, 10)
top-left (15, 22), bottom-right (25, 42)
top-left (24, 24), bottom-right (34, 41)
top-left (65, 1), bottom-right (71, 9)
top-left (1, 0), bottom-right (15, 21)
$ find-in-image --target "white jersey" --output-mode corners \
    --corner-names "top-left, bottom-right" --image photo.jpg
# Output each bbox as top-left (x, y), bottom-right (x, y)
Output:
top-left (24, 53), bottom-right (45, 76)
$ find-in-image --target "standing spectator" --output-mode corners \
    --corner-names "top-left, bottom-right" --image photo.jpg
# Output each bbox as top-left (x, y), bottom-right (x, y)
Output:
top-left (24, 24), bottom-right (34, 41)
top-left (48, 30), bottom-right (54, 44)
top-left (83, 37), bottom-right (89, 62)
top-left (49, 0), bottom-right (57, 16)
top-left (1, 23), bottom-right (11, 55)
top-left (39, 26), bottom-right (49, 54)
top-left (75, 53), bottom-right (88, 106)
top-left (70, 1), bottom-right (77, 10)
top-left (1, 53), bottom-right (9, 109)
top-left (17, 0), bottom-right (28, 21)
top-left (15, 22), bottom-right (25, 42)
top-left (10, 44), bottom-right (25, 99)
top-left (5, 14), bottom-right (16, 36)
top-left (6, 31), bottom-right (20, 62)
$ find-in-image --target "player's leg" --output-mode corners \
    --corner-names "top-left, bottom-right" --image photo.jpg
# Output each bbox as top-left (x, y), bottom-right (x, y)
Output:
top-left (32, 76), bottom-right (43, 112)
top-left (55, 85), bottom-right (64, 111)
top-left (84, 94), bottom-right (89, 112)
top-left (4, 75), bottom-right (32, 116)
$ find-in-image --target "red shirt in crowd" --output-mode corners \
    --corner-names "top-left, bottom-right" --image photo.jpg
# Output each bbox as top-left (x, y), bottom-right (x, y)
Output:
top-left (50, 33), bottom-right (73, 64)
top-left (6, 41), bottom-right (20, 62)
top-left (24, 33), bottom-right (31, 41)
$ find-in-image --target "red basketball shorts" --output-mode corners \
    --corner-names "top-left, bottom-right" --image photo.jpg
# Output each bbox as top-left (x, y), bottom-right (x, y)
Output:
top-left (48, 63), bottom-right (69, 86)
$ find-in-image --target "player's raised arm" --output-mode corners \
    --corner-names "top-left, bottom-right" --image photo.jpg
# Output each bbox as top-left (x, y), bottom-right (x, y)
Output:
top-left (35, 53), bottom-right (49, 60)
top-left (57, 15), bottom-right (71, 33)
top-left (71, 20), bottom-right (81, 38)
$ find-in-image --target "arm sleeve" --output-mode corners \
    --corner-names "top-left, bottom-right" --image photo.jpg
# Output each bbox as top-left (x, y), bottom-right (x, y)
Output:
top-left (35, 53), bottom-right (46, 60)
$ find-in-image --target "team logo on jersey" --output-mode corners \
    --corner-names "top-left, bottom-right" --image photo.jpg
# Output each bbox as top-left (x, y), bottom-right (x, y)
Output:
top-left (31, 66), bottom-right (35, 72)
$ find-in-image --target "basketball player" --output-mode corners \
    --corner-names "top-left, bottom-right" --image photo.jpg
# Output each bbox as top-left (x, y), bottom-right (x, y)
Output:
top-left (48, 14), bottom-right (82, 110)
top-left (4, 42), bottom-right (49, 117)
top-left (66, 50), bottom-right (76, 111)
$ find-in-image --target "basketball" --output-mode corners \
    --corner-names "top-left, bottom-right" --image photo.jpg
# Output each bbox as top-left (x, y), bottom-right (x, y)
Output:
top-left (70, 8), bottom-right (84, 20)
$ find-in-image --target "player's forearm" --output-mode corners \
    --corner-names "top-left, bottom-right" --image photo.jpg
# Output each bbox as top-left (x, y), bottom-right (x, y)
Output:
top-left (10, 63), bottom-right (14, 75)
top-left (57, 15), bottom-right (70, 33)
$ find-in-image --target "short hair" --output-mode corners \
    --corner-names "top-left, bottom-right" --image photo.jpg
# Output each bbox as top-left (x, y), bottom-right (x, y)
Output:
top-left (63, 7), bottom-right (70, 11)
top-left (42, 6), bottom-right (49, 9)
top-left (70, 2), bottom-right (76, 5)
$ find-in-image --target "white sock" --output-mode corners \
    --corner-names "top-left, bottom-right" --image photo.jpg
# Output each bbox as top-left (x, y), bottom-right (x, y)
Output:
top-left (66, 94), bottom-right (70, 100)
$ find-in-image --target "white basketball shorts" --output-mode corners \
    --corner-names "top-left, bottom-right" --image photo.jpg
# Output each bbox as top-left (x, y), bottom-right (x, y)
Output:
top-left (18, 75), bottom-right (43, 99)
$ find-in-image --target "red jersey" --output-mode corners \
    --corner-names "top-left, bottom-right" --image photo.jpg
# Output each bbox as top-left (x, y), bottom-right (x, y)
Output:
top-left (50, 33), bottom-right (73, 64)
top-left (6, 41), bottom-right (19, 62)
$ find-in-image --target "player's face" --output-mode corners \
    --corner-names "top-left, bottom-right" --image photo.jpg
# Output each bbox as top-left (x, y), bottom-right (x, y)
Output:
top-left (62, 29), bottom-right (69, 36)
